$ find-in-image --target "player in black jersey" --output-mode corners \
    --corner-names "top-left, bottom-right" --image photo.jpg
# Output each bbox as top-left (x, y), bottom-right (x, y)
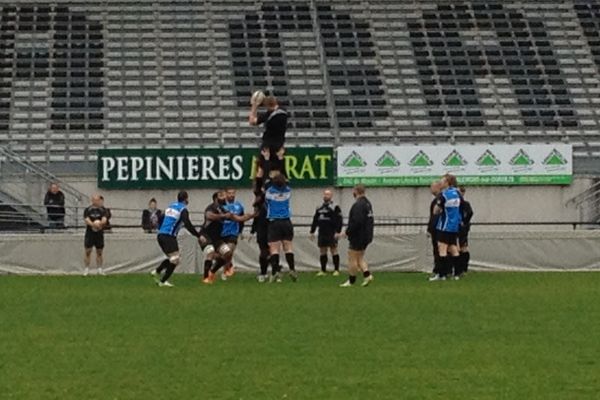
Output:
top-left (250, 195), bottom-right (271, 283)
top-left (83, 194), bottom-right (109, 276)
top-left (248, 95), bottom-right (288, 195)
top-left (310, 189), bottom-right (343, 276)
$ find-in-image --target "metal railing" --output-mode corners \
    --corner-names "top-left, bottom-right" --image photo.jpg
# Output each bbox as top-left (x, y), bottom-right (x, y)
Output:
top-left (0, 203), bottom-right (598, 233)
top-left (565, 179), bottom-right (600, 223)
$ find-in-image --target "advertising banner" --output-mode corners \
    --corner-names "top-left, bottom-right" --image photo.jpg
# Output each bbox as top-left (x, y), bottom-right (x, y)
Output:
top-left (98, 147), bottom-right (334, 189)
top-left (337, 144), bottom-right (572, 186)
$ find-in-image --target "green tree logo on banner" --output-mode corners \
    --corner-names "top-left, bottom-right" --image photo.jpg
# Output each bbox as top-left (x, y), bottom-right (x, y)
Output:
top-left (442, 150), bottom-right (468, 167)
top-left (375, 151), bottom-right (400, 168)
top-left (510, 149), bottom-right (534, 166)
top-left (342, 151), bottom-right (367, 168)
top-left (476, 150), bottom-right (501, 166)
top-left (542, 149), bottom-right (568, 166)
top-left (409, 150), bottom-right (433, 167)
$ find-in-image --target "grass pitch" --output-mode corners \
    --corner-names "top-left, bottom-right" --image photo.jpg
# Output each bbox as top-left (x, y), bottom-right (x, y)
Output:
top-left (0, 272), bottom-right (599, 399)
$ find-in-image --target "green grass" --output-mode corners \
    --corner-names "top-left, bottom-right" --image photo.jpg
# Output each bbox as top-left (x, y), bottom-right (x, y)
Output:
top-left (0, 272), bottom-right (599, 399)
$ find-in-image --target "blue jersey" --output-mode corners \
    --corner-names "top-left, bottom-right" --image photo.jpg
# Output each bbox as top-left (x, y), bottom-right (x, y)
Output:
top-left (222, 200), bottom-right (244, 237)
top-left (436, 187), bottom-right (462, 233)
top-left (158, 201), bottom-right (187, 236)
top-left (266, 185), bottom-right (291, 220)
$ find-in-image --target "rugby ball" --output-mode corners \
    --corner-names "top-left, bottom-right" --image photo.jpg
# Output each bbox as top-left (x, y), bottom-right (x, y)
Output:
top-left (251, 90), bottom-right (265, 106)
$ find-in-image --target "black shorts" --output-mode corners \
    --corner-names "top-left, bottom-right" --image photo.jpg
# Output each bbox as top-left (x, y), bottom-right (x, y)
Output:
top-left (259, 144), bottom-right (284, 169)
top-left (199, 234), bottom-right (226, 253)
top-left (222, 236), bottom-right (239, 245)
top-left (349, 241), bottom-right (369, 251)
top-left (268, 219), bottom-right (294, 242)
top-left (84, 230), bottom-right (105, 249)
top-left (436, 230), bottom-right (459, 246)
top-left (157, 234), bottom-right (178, 255)
top-left (318, 235), bottom-right (338, 248)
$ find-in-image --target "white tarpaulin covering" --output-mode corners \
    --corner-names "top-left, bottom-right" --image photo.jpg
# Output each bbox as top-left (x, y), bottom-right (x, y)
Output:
top-left (0, 231), bottom-right (599, 275)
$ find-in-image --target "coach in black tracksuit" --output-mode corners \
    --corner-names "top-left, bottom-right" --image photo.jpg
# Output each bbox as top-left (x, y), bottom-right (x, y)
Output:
top-left (340, 184), bottom-right (375, 287)
top-left (310, 189), bottom-right (343, 275)
top-left (428, 181), bottom-right (442, 275)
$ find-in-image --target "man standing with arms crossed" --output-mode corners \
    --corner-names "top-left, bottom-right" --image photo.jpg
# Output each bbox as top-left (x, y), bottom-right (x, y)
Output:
top-left (310, 189), bottom-right (343, 276)
top-left (339, 184), bottom-right (374, 287)
top-left (83, 194), bottom-right (108, 276)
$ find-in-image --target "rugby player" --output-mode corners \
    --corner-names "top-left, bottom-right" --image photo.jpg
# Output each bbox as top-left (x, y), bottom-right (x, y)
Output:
top-left (427, 181), bottom-right (442, 278)
top-left (152, 191), bottom-right (201, 287)
top-left (310, 189), bottom-right (343, 276)
top-left (429, 174), bottom-right (462, 281)
top-left (248, 95), bottom-right (288, 195)
top-left (339, 184), bottom-right (374, 287)
top-left (265, 172), bottom-right (296, 283)
top-left (250, 195), bottom-right (270, 283)
top-left (83, 194), bottom-right (109, 276)
top-left (457, 186), bottom-right (474, 277)
top-left (220, 188), bottom-right (246, 280)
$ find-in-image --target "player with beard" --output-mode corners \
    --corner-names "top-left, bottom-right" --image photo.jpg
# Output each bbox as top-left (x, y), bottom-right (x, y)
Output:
top-left (310, 189), bottom-right (343, 276)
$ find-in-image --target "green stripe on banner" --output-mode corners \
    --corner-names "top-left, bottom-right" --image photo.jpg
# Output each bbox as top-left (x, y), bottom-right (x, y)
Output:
top-left (336, 175), bottom-right (573, 187)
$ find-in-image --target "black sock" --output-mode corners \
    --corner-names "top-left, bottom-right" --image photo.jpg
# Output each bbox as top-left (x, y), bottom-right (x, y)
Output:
top-left (433, 256), bottom-right (441, 274)
top-left (363, 270), bottom-right (371, 278)
top-left (464, 252), bottom-right (470, 273)
top-left (285, 253), bottom-right (295, 271)
top-left (270, 254), bottom-right (280, 274)
top-left (319, 254), bottom-right (328, 272)
top-left (259, 255), bottom-right (269, 275)
top-left (332, 254), bottom-right (340, 271)
top-left (203, 260), bottom-right (212, 279)
top-left (349, 275), bottom-right (357, 284)
top-left (156, 259), bottom-right (170, 274)
top-left (210, 257), bottom-right (226, 274)
top-left (161, 263), bottom-right (176, 283)
top-left (452, 255), bottom-right (462, 276)
top-left (439, 256), bottom-right (449, 277)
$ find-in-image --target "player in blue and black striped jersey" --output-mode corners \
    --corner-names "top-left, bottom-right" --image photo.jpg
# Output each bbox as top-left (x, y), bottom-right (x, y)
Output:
top-left (265, 172), bottom-right (297, 282)
top-left (151, 190), bottom-right (201, 287)
top-left (430, 174), bottom-right (463, 281)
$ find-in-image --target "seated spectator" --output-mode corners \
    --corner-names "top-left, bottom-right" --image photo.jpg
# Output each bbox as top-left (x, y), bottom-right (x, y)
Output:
top-left (142, 198), bottom-right (163, 233)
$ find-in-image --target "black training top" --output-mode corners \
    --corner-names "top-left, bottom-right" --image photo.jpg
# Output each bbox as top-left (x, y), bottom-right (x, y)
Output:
top-left (83, 206), bottom-right (108, 234)
top-left (258, 108), bottom-right (288, 148)
top-left (346, 197), bottom-right (374, 246)
top-left (310, 201), bottom-right (343, 238)
top-left (201, 203), bottom-right (227, 242)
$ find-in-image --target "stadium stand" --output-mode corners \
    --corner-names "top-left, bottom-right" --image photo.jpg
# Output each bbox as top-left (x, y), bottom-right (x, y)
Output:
top-left (0, 0), bottom-right (599, 165)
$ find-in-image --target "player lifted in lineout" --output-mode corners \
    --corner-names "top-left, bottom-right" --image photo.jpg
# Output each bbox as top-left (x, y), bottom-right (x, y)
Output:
top-left (248, 91), bottom-right (288, 198)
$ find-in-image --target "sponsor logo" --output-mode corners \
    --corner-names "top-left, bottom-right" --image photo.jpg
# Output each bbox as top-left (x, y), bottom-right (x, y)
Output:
top-left (341, 151), bottom-right (367, 168)
top-left (409, 150), bottom-right (433, 167)
top-left (375, 151), bottom-right (400, 168)
top-left (476, 150), bottom-right (501, 167)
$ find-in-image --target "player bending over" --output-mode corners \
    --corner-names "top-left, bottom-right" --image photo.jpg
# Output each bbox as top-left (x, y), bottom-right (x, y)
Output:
top-left (429, 174), bottom-right (463, 281)
top-left (248, 94), bottom-right (288, 195)
top-left (152, 190), bottom-right (201, 287)
top-left (310, 189), bottom-right (343, 276)
top-left (265, 172), bottom-right (297, 283)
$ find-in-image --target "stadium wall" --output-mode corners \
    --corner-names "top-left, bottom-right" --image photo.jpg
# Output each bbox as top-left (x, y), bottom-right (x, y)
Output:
top-left (57, 176), bottom-right (596, 226)
top-left (1, 231), bottom-right (599, 275)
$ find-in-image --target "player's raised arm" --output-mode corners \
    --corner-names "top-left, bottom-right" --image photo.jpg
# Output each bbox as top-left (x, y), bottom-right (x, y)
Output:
top-left (248, 90), bottom-right (265, 126)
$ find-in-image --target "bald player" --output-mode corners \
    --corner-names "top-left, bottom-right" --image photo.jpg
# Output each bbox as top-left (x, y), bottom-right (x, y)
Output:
top-left (83, 194), bottom-right (109, 276)
top-left (310, 189), bottom-right (343, 276)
